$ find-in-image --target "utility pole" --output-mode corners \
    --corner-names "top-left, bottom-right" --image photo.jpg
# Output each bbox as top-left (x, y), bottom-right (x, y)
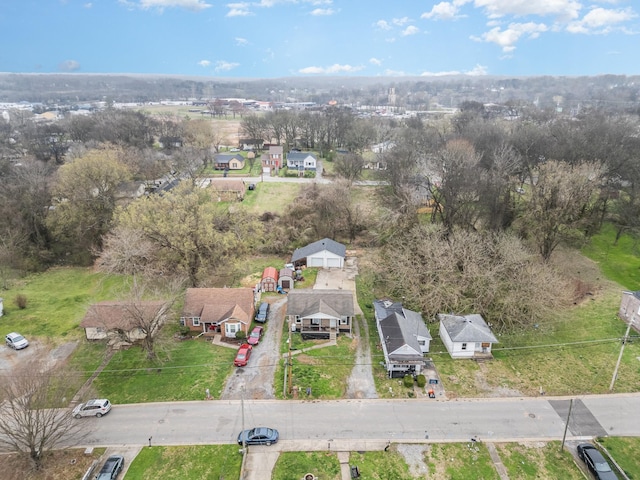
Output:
top-left (287, 320), bottom-right (293, 396)
top-left (560, 398), bottom-right (573, 452)
top-left (610, 320), bottom-right (633, 391)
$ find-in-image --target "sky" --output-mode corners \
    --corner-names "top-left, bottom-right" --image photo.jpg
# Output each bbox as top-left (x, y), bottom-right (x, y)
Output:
top-left (0, 0), bottom-right (639, 78)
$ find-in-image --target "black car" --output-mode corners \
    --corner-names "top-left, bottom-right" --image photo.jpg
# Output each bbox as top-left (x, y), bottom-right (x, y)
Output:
top-left (255, 302), bottom-right (269, 323)
top-left (577, 444), bottom-right (618, 480)
top-left (237, 427), bottom-right (279, 446)
top-left (96, 455), bottom-right (125, 480)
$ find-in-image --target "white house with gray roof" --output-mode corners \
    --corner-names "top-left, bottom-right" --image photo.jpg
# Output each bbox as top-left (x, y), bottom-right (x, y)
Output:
top-left (286, 151), bottom-right (317, 171)
top-left (287, 289), bottom-right (354, 340)
top-left (437, 313), bottom-right (498, 359)
top-left (291, 238), bottom-right (346, 269)
top-left (374, 299), bottom-right (431, 377)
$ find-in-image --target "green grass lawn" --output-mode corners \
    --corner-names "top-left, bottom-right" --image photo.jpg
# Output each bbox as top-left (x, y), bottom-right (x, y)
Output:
top-left (425, 443), bottom-right (500, 479)
top-left (0, 267), bottom-right (128, 340)
top-left (125, 445), bottom-right (241, 480)
top-left (496, 441), bottom-right (583, 479)
top-left (349, 449), bottom-right (420, 480)
top-left (598, 437), bottom-right (640, 479)
top-left (93, 338), bottom-right (236, 403)
top-left (272, 451), bottom-right (341, 480)
top-left (275, 335), bottom-right (355, 399)
top-left (582, 223), bottom-right (640, 289)
top-left (240, 181), bottom-right (301, 215)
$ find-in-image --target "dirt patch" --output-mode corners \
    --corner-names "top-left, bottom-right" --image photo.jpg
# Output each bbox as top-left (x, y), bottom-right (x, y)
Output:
top-left (295, 354), bottom-right (321, 365)
top-left (0, 448), bottom-right (103, 480)
top-left (396, 444), bottom-right (430, 477)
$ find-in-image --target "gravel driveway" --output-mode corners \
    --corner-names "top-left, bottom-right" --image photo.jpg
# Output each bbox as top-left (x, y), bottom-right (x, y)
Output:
top-left (220, 297), bottom-right (287, 400)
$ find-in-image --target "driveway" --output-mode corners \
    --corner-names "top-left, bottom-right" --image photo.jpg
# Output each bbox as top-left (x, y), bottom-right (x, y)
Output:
top-left (0, 340), bottom-right (78, 372)
top-left (220, 297), bottom-right (287, 400)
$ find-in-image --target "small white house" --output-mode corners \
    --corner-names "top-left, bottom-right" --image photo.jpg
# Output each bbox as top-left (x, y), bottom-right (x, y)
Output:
top-left (286, 151), bottom-right (317, 171)
top-left (438, 313), bottom-right (498, 359)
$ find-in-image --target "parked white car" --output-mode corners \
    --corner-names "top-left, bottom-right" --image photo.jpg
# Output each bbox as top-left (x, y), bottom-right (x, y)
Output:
top-left (5, 332), bottom-right (29, 350)
top-left (72, 399), bottom-right (112, 418)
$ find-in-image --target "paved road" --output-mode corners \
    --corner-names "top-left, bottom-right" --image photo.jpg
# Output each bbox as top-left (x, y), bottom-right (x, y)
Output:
top-left (80, 393), bottom-right (640, 448)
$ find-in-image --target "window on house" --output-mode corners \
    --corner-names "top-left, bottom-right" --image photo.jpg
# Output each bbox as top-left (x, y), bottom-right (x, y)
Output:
top-left (418, 339), bottom-right (425, 346)
top-left (461, 343), bottom-right (467, 350)
top-left (311, 318), bottom-right (320, 325)
top-left (295, 315), bottom-right (301, 323)
top-left (193, 318), bottom-right (200, 326)
top-left (96, 327), bottom-right (105, 333)
top-left (227, 323), bottom-right (238, 334)
top-left (179, 318), bottom-right (186, 326)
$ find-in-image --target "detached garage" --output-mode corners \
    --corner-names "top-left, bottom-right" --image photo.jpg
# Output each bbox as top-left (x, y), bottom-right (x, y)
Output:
top-left (291, 238), bottom-right (346, 269)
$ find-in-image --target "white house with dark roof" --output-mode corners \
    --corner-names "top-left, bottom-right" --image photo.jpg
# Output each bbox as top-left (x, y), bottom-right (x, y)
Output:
top-left (287, 289), bottom-right (354, 340)
top-left (286, 151), bottom-right (317, 172)
top-left (291, 238), bottom-right (346, 269)
top-left (374, 299), bottom-right (431, 377)
top-left (437, 313), bottom-right (498, 359)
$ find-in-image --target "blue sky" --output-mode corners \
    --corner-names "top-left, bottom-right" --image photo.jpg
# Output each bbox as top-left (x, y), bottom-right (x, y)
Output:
top-left (1, 0), bottom-right (638, 77)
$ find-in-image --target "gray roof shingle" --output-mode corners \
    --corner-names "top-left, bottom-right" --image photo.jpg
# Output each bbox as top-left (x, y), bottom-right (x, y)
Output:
top-left (286, 289), bottom-right (354, 317)
top-left (291, 238), bottom-right (346, 263)
top-left (438, 313), bottom-right (498, 343)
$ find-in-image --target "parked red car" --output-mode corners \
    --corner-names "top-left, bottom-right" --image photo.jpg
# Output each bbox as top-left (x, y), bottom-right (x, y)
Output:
top-left (247, 326), bottom-right (264, 346)
top-left (234, 343), bottom-right (252, 367)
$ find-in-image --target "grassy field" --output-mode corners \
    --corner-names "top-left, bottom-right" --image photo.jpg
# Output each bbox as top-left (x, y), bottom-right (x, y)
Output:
top-left (93, 338), bottom-right (236, 402)
top-left (0, 267), bottom-right (128, 340)
top-left (239, 181), bottom-right (301, 215)
top-left (125, 445), bottom-right (241, 480)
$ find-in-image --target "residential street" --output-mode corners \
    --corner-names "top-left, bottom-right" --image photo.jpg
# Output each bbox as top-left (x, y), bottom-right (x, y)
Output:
top-left (80, 393), bottom-right (640, 448)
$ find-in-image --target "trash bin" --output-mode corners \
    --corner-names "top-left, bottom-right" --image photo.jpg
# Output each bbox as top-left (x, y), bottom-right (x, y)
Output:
top-left (350, 465), bottom-right (360, 478)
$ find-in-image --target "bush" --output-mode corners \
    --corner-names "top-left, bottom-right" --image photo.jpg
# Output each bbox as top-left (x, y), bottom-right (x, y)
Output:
top-left (15, 294), bottom-right (27, 309)
top-left (403, 374), bottom-right (414, 388)
top-left (416, 374), bottom-right (427, 388)
top-left (235, 330), bottom-right (247, 340)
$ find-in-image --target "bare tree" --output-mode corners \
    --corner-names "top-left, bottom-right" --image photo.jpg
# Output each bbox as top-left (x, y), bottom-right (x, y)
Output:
top-left (0, 360), bottom-right (86, 470)
top-left (519, 160), bottom-right (603, 261)
top-left (377, 224), bottom-right (570, 331)
top-left (334, 152), bottom-right (365, 183)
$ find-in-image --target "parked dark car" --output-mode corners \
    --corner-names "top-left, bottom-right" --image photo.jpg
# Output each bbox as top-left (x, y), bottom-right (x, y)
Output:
top-left (237, 427), bottom-right (279, 446)
top-left (96, 455), bottom-right (124, 480)
top-left (577, 443), bottom-right (618, 480)
top-left (255, 302), bottom-right (269, 323)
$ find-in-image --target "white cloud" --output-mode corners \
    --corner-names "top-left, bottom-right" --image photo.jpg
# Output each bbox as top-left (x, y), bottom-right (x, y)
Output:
top-left (421, 2), bottom-right (464, 20)
top-left (137, 0), bottom-right (212, 11)
top-left (401, 25), bottom-right (420, 36)
top-left (466, 64), bottom-right (488, 75)
top-left (226, 2), bottom-right (252, 16)
top-left (299, 64), bottom-right (364, 74)
top-left (420, 69), bottom-right (462, 76)
top-left (369, 57), bottom-right (382, 66)
top-left (198, 60), bottom-right (211, 67)
top-left (473, 21), bottom-right (548, 52)
top-left (311, 8), bottom-right (335, 15)
top-left (58, 60), bottom-right (80, 72)
top-left (235, 37), bottom-right (249, 46)
top-left (84, 2), bottom-right (93, 7)
top-left (383, 69), bottom-right (406, 76)
top-left (215, 60), bottom-right (240, 72)
top-left (374, 20), bottom-right (392, 30)
top-left (473, 0), bottom-right (582, 21)
top-left (566, 7), bottom-right (637, 33)
top-left (420, 64), bottom-right (488, 76)
top-left (392, 17), bottom-right (411, 26)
